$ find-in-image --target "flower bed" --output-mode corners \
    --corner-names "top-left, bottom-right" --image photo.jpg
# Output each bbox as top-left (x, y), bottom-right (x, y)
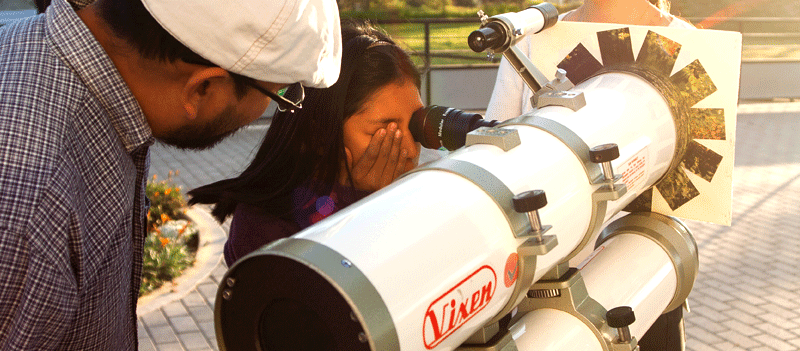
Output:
top-left (140, 171), bottom-right (198, 297)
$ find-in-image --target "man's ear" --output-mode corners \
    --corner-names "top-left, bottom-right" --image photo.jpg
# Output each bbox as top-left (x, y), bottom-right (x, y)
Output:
top-left (181, 67), bottom-right (230, 120)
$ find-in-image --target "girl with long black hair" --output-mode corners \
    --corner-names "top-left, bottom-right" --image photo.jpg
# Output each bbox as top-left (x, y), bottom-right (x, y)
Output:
top-left (189, 19), bottom-right (423, 267)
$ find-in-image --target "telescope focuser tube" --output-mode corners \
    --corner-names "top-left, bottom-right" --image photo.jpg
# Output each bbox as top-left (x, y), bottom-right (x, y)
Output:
top-left (607, 306), bottom-right (636, 343)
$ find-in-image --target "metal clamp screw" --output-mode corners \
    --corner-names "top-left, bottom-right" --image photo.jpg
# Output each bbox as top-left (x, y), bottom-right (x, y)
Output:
top-left (590, 143), bottom-right (620, 185)
top-left (607, 306), bottom-right (636, 343)
top-left (513, 190), bottom-right (557, 255)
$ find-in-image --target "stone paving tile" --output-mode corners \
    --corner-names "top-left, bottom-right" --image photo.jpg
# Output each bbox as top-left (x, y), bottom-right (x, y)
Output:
top-left (198, 320), bottom-right (216, 343)
top-left (187, 305), bottom-right (214, 324)
top-left (686, 326), bottom-right (725, 345)
top-left (138, 337), bottom-right (157, 351)
top-left (752, 334), bottom-right (797, 351)
top-left (685, 341), bottom-right (716, 351)
top-left (760, 303), bottom-right (800, 320)
top-left (716, 330), bottom-right (762, 349)
top-left (727, 300), bottom-right (767, 316)
top-left (721, 320), bottom-right (760, 337)
top-left (788, 338), bottom-right (800, 349)
top-left (177, 332), bottom-right (210, 350)
top-left (154, 343), bottom-right (185, 351)
top-left (755, 323), bottom-right (800, 340)
top-left (147, 324), bottom-right (181, 345)
top-left (161, 301), bottom-right (188, 318)
top-left (756, 314), bottom-right (800, 330)
top-left (195, 280), bottom-right (217, 299)
top-left (180, 290), bottom-right (207, 308)
top-left (689, 304), bottom-right (729, 322)
top-left (709, 342), bottom-right (744, 351)
top-left (170, 315), bottom-right (200, 334)
top-left (140, 310), bottom-right (169, 327)
top-left (138, 319), bottom-right (150, 339)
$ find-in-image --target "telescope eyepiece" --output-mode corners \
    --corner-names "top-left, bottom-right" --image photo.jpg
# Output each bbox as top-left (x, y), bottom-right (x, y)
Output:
top-left (409, 105), bottom-right (499, 151)
top-left (468, 23), bottom-right (505, 53)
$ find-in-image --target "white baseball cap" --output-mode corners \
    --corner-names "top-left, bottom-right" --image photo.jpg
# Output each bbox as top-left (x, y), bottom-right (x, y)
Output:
top-left (141, 0), bottom-right (342, 88)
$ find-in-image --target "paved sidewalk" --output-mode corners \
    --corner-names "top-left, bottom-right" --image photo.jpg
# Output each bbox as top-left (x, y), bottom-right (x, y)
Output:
top-left (140, 102), bottom-right (800, 350)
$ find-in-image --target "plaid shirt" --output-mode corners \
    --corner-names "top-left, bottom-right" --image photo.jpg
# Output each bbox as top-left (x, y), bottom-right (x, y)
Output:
top-left (0, 0), bottom-right (154, 349)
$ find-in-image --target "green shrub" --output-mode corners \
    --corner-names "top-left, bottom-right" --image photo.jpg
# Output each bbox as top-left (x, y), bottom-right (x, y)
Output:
top-left (146, 171), bottom-right (186, 231)
top-left (140, 171), bottom-right (197, 296)
top-left (140, 230), bottom-right (194, 296)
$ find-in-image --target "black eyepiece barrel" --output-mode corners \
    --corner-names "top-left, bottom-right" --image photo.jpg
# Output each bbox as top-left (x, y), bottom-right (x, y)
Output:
top-left (468, 22), bottom-right (506, 53)
top-left (409, 105), bottom-right (499, 151)
top-left (468, 24), bottom-right (502, 53)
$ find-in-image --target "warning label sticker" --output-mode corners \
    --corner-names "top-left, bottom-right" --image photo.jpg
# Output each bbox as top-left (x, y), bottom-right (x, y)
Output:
top-left (618, 148), bottom-right (648, 193)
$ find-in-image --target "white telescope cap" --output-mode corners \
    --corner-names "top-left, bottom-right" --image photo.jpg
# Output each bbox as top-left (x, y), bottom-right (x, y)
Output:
top-left (141, 0), bottom-right (342, 88)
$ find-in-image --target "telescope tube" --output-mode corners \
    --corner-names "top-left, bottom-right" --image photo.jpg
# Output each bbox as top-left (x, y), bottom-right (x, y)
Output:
top-left (507, 212), bottom-right (697, 351)
top-left (216, 70), bottom-right (681, 350)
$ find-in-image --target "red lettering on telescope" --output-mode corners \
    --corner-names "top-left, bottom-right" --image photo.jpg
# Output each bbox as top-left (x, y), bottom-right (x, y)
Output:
top-left (422, 265), bottom-right (497, 349)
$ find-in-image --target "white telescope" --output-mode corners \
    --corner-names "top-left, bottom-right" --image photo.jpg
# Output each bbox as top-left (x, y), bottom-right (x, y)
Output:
top-left (214, 5), bottom-right (705, 351)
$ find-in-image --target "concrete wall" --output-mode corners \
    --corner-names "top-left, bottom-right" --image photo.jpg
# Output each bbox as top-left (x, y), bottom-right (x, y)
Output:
top-left (739, 60), bottom-right (800, 100)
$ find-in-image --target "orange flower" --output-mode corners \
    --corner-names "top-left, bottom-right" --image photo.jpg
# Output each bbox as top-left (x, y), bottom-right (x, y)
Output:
top-left (153, 192), bottom-right (160, 197)
top-left (165, 188), bottom-right (171, 195)
top-left (161, 213), bottom-right (170, 223)
top-left (159, 237), bottom-right (170, 247)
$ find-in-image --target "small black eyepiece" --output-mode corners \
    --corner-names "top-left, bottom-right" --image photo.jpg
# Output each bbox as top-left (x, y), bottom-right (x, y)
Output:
top-left (409, 105), bottom-right (499, 151)
top-left (468, 22), bottom-right (506, 53)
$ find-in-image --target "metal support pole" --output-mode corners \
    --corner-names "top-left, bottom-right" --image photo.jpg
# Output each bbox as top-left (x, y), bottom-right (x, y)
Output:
top-left (424, 22), bottom-right (431, 106)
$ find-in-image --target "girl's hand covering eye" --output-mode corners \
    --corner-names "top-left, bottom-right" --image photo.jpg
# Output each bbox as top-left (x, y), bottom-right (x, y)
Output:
top-left (346, 123), bottom-right (408, 192)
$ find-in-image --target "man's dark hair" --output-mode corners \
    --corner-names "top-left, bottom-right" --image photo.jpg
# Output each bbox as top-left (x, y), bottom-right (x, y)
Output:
top-left (189, 19), bottom-right (422, 222)
top-left (35, 0), bottom-right (49, 13)
top-left (96, 0), bottom-right (250, 97)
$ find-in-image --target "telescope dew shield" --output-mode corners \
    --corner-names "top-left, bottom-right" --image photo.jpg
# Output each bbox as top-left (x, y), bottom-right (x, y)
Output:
top-left (215, 238), bottom-right (400, 351)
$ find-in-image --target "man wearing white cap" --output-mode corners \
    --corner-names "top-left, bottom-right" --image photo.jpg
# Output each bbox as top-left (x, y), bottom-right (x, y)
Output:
top-left (0, 0), bottom-right (340, 349)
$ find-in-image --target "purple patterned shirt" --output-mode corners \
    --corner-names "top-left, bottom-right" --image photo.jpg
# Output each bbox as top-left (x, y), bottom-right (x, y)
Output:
top-left (224, 183), bottom-right (369, 266)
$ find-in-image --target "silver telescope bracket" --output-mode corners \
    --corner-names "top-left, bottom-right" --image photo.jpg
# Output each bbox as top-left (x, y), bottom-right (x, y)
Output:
top-left (469, 3), bottom-right (586, 111)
